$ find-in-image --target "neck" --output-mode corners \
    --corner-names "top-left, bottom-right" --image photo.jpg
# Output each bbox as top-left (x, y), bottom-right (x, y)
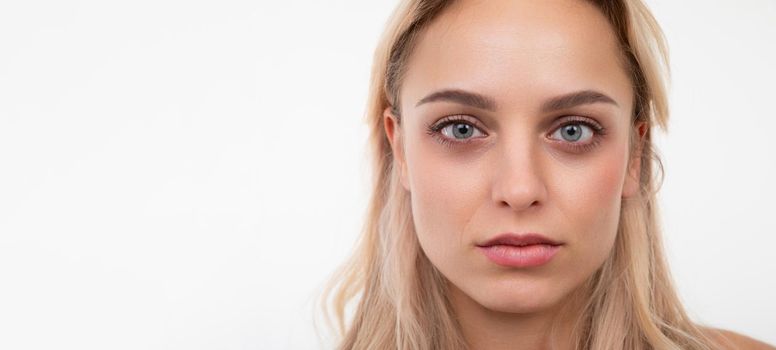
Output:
top-left (448, 282), bottom-right (588, 350)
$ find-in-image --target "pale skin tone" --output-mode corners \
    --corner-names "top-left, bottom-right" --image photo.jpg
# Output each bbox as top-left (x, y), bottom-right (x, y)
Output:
top-left (383, 0), bottom-right (774, 349)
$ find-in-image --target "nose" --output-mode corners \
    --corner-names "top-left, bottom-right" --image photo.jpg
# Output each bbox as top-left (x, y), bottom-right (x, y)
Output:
top-left (490, 140), bottom-right (548, 212)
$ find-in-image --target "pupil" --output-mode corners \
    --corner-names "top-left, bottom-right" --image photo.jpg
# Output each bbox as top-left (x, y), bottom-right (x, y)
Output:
top-left (563, 125), bottom-right (582, 141)
top-left (454, 124), bottom-right (472, 138)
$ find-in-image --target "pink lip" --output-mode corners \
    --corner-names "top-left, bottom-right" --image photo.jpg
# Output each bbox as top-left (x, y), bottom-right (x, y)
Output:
top-left (477, 233), bottom-right (563, 268)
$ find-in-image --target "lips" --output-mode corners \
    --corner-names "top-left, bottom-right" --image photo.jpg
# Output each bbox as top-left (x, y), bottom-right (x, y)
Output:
top-left (477, 233), bottom-right (563, 247)
top-left (476, 233), bottom-right (563, 268)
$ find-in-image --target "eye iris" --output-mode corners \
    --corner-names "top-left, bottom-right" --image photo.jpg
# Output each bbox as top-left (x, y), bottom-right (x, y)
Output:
top-left (452, 123), bottom-right (473, 139)
top-left (561, 125), bottom-right (582, 141)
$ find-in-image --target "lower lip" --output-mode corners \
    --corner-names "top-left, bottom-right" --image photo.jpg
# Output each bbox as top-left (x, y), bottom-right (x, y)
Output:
top-left (478, 244), bottom-right (561, 268)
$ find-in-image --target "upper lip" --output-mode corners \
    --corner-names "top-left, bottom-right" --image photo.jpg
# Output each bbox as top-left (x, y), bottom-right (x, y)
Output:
top-left (477, 233), bottom-right (563, 247)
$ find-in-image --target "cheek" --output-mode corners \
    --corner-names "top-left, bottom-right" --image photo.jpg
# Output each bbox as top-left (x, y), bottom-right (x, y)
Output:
top-left (404, 142), bottom-right (486, 258)
top-left (556, 153), bottom-right (626, 219)
top-left (551, 144), bottom-right (629, 260)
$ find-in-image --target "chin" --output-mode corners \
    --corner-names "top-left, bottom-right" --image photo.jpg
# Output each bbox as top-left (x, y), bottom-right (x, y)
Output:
top-left (469, 278), bottom-right (569, 314)
top-left (480, 292), bottom-right (560, 315)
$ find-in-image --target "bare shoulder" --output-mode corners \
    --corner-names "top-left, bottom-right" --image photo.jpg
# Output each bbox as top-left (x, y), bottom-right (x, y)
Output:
top-left (699, 326), bottom-right (776, 350)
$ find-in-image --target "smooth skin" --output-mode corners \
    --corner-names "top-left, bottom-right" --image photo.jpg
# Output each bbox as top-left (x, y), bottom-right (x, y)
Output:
top-left (383, 0), bottom-right (774, 349)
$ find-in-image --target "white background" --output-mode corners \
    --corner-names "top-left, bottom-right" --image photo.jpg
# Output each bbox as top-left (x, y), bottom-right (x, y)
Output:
top-left (0, 0), bottom-right (774, 349)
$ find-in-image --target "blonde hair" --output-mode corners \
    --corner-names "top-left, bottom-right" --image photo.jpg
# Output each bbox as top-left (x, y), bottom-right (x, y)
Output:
top-left (317, 0), bottom-right (725, 349)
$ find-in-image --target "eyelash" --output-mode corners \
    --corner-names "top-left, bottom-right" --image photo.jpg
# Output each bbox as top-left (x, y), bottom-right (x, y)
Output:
top-left (424, 115), bottom-right (608, 153)
top-left (424, 115), bottom-right (483, 149)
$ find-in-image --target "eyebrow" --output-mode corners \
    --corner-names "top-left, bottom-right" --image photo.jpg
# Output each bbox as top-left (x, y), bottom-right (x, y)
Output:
top-left (416, 89), bottom-right (497, 111)
top-left (541, 90), bottom-right (619, 112)
top-left (415, 88), bottom-right (619, 112)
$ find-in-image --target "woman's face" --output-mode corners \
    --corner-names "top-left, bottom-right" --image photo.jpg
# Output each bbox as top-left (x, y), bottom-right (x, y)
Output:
top-left (384, 0), bottom-right (645, 314)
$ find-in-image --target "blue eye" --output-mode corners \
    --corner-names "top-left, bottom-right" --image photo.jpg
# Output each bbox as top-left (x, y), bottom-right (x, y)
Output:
top-left (547, 117), bottom-right (607, 153)
top-left (550, 123), bottom-right (594, 143)
top-left (426, 114), bottom-right (606, 152)
top-left (440, 122), bottom-right (485, 140)
top-left (425, 115), bottom-right (487, 148)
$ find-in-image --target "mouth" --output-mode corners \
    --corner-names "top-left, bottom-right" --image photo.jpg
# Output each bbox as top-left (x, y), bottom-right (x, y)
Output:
top-left (476, 232), bottom-right (563, 248)
top-left (476, 232), bottom-right (563, 268)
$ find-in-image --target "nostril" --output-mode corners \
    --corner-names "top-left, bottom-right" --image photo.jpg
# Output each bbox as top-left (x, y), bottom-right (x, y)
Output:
top-left (499, 200), bottom-right (541, 210)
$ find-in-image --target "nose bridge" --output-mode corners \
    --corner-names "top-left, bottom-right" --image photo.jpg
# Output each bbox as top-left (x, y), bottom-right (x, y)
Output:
top-left (491, 132), bottom-right (547, 211)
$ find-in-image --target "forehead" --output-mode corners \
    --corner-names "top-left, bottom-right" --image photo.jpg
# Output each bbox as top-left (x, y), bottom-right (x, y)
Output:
top-left (400, 0), bottom-right (633, 115)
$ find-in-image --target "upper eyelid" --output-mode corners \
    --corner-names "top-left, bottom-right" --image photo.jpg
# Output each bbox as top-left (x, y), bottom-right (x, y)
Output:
top-left (432, 114), bottom-right (485, 128)
top-left (553, 116), bottom-right (603, 130)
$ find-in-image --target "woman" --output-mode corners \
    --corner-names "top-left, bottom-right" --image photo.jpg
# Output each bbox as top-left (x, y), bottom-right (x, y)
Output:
top-left (318, 0), bottom-right (775, 349)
